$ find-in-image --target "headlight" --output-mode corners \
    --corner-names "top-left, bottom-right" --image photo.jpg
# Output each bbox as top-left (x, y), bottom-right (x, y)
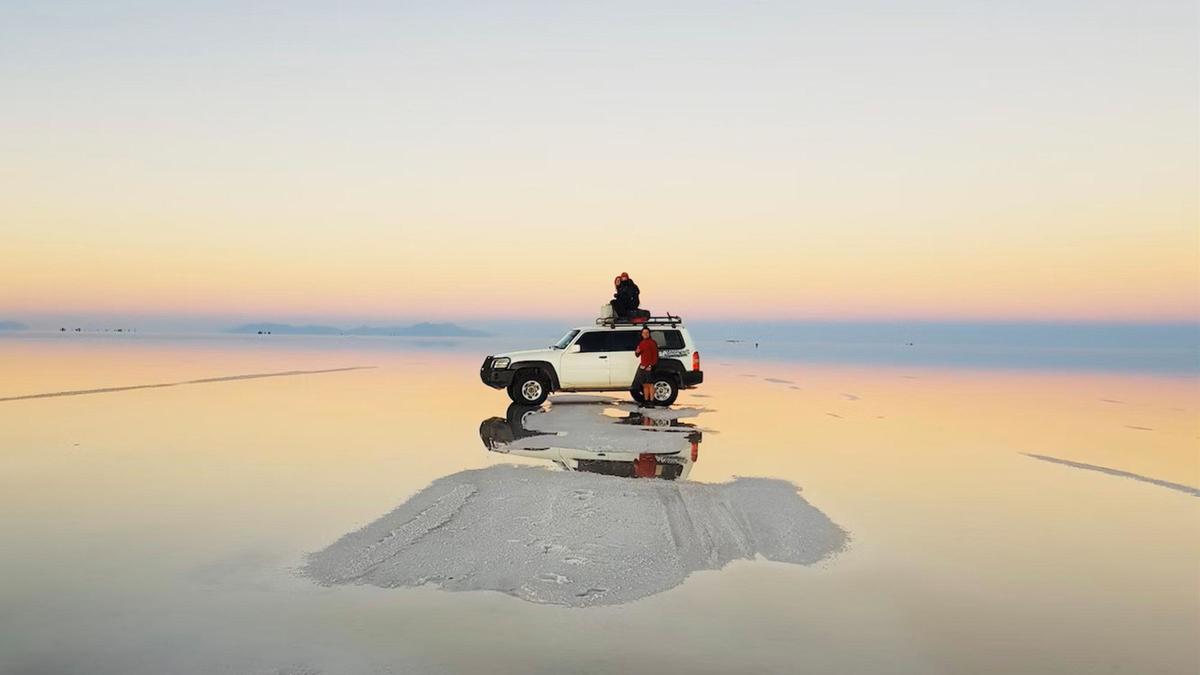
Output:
top-left (491, 357), bottom-right (511, 370)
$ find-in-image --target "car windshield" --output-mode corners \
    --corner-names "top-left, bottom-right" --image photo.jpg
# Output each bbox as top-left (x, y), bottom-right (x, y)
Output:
top-left (552, 329), bottom-right (580, 349)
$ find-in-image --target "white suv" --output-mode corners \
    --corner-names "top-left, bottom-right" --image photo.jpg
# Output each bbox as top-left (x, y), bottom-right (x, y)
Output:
top-left (480, 316), bottom-right (704, 406)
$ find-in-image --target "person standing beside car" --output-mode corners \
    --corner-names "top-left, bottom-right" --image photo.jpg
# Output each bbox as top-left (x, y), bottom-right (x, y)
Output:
top-left (633, 327), bottom-right (659, 406)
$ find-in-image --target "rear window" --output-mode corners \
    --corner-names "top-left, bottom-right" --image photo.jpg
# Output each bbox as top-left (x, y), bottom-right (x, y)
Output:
top-left (651, 330), bottom-right (685, 350)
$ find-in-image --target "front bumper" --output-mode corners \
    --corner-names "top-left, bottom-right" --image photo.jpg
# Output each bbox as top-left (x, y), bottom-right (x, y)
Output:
top-left (480, 356), bottom-right (516, 389)
top-left (682, 370), bottom-right (704, 388)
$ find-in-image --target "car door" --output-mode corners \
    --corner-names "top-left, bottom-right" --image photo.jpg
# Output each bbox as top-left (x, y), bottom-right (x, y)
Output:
top-left (606, 330), bottom-right (642, 389)
top-left (559, 331), bottom-right (610, 388)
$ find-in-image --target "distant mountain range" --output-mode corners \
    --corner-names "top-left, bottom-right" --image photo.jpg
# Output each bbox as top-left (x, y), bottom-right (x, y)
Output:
top-left (228, 322), bottom-right (490, 337)
top-left (0, 320), bottom-right (28, 331)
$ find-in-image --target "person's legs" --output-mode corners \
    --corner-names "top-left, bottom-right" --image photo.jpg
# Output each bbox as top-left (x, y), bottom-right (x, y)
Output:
top-left (633, 367), bottom-right (653, 407)
top-left (641, 368), bottom-right (655, 405)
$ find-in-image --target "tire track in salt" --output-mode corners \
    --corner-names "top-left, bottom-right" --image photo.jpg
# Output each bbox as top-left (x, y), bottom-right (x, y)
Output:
top-left (0, 367), bottom-right (376, 402)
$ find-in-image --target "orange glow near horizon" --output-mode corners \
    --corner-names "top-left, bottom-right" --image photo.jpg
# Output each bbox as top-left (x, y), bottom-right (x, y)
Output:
top-left (4, 204), bottom-right (1196, 323)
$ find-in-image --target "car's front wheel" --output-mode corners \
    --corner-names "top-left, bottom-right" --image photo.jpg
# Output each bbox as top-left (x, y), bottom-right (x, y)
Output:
top-left (508, 370), bottom-right (550, 405)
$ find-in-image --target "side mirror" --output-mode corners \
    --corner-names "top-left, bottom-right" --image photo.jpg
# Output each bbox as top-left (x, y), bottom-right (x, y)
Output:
top-left (567, 344), bottom-right (581, 354)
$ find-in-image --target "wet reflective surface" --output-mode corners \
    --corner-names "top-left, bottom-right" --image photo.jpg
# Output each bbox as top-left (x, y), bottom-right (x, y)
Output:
top-left (1, 335), bottom-right (1197, 674)
top-left (479, 399), bottom-right (704, 479)
top-left (304, 398), bottom-right (844, 607)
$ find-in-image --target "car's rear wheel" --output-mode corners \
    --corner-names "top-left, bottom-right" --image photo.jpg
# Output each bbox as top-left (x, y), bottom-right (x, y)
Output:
top-left (508, 370), bottom-right (549, 405)
top-left (650, 375), bottom-right (679, 406)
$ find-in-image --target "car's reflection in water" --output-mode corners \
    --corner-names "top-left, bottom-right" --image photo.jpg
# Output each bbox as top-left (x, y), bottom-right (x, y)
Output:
top-left (305, 396), bottom-right (848, 607)
top-left (480, 399), bottom-right (702, 480)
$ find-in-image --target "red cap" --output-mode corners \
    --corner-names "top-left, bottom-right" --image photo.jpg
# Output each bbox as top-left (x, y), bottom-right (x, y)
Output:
top-left (620, 272), bottom-right (629, 279)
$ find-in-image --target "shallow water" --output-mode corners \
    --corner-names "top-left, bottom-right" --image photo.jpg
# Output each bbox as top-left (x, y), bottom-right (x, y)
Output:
top-left (0, 334), bottom-right (1197, 674)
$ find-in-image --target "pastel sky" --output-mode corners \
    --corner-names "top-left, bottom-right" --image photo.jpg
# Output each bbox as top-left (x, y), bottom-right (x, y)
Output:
top-left (2, 1), bottom-right (1197, 324)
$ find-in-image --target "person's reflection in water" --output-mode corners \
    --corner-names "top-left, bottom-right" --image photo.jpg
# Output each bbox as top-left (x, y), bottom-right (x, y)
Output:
top-left (570, 453), bottom-right (687, 480)
top-left (634, 453), bottom-right (657, 478)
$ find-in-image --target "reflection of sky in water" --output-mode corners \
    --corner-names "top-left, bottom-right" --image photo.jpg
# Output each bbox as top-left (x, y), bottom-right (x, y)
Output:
top-left (0, 337), bottom-right (1196, 674)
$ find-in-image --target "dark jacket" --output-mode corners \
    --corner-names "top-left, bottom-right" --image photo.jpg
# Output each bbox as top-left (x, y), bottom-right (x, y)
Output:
top-left (612, 278), bottom-right (641, 316)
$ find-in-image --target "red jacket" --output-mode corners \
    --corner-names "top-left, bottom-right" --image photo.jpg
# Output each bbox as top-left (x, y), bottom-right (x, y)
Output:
top-left (635, 337), bottom-right (659, 368)
top-left (633, 453), bottom-right (657, 478)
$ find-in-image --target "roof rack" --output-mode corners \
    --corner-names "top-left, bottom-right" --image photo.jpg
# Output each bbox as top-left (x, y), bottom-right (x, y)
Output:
top-left (594, 313), bottom-right (683, 328)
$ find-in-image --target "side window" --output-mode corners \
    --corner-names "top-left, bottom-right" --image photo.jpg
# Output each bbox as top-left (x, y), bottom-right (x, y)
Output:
top-left (606, 331), bottom-right (642, 352)
top-left (575, 331), bottom-right (608, 353)
top-left (651, 330), bottom-right (685, 350)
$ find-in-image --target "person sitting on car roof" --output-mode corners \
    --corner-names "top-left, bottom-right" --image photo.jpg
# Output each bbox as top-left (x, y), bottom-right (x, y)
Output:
top-left (609, 272), bottom-right (641, 319)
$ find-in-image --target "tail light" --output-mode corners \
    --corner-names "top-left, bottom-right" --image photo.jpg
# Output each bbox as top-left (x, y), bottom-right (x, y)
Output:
top-left (691, 441), bottom-right (699, 462)
top-left (692, 351), bottom-right (700, 371)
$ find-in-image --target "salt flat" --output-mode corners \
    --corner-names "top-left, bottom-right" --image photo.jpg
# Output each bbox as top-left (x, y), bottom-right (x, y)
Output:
top-left (305, 464), bottom-right (847, 607)
top-left (0, 334), bottom-right (1195, 675)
